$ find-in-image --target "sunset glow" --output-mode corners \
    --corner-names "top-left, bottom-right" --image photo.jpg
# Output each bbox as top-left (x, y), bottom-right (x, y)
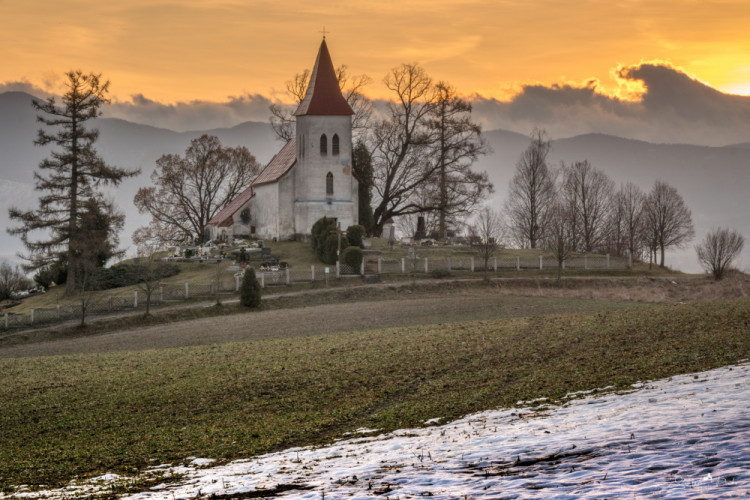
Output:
top-left (1, 1), bottom-right (749, 104)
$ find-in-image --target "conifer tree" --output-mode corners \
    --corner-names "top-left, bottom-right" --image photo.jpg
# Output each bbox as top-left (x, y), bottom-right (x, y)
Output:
top-left (7, 71), bottom-right (138, 296)
top-left (240, 267), bottom-right (262, 308)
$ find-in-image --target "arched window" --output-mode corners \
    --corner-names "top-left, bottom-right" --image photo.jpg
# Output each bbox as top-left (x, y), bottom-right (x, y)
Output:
top-left (326, 172), bottom-right (334, 196)
top-left (332, 134), bottom-right (340, 156)
top-left (320, 134), bottom-right (327, 155)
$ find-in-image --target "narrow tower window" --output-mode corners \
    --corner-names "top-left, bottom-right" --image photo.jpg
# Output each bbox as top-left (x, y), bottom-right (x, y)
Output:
top-left (326, 172), bottom-right (334, 196)
top-left (332, 134), bottom-right (340, 156)
top-left (320, 134), bottom-right (327, 155)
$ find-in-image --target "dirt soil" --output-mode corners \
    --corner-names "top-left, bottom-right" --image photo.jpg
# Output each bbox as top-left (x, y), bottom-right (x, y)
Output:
top-left (2, 274), bottom-right (748, 359)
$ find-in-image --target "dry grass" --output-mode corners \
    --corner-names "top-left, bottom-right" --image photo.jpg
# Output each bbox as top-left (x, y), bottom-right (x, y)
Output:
top-left (1, 296), bottom-right (749, 490)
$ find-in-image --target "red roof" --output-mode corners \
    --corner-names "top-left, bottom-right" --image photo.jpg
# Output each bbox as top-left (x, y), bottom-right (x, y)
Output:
top-left (208, 184), bottom-right (254, 227)
top-left (252, 138), bottom-right (297, 187)
top-left (295, 39), bottom-right (354, 117)
top-left (208, 139), bottom-right (297, 227)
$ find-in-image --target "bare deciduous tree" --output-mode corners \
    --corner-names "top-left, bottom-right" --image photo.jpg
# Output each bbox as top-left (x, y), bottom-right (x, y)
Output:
top-left (134, 135), bottom-right (261, 246)
top-left (504, 129), bottom-right (556, 249)
top-left (370, 63), bottom-right (436, 236)
top-left (561, 160), bottom-right (615, 253)
top-left (545, 197), bottom-right (576, 284)
top-left (0, 261), bottom-right (32, 301)
top-left (618, 182), bottom-right (647, 261)
top-left (474, 208), bottom-right (503, 281)
top-left (370, 64), bottom-right (491, 237)
top-left (644, 180), bottom-right (695, 268)
top-left (696, 228), bottom-right (745, 280)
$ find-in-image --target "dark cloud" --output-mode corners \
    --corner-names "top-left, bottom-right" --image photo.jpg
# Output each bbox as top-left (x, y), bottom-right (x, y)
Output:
top-left (105, 93), bottom-right (275, 131)
top-left (470, 63), bottom-right (750, 146)
top-left (0, 80), bottom-right (56, 99)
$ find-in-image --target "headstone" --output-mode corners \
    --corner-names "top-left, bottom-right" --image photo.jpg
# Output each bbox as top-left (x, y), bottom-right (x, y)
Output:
top-left (415, 216), bottom-right (426, 240)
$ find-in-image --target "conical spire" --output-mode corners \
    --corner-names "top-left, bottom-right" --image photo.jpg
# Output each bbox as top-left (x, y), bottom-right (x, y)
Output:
top-left (295, 39), bottom-right (354, 117)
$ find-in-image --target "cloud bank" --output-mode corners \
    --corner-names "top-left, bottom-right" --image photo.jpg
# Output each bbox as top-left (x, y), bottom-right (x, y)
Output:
top-left (470, 62), bottom-right (750, 146)
top-left (4, 63), bottom-right (749, 145)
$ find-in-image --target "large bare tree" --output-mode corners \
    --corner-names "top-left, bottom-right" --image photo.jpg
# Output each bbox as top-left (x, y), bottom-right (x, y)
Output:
top-left (269, 65), bottom-right (372, 142)
top-left (370, 64), bottom-right (490, 236)
top-left (133, 135), bottom-right (261, 245)
top-left (696, 228), bottom-right (743, 280)
top-left (643, 180), bottom-right (694, 267)
top-left (504, 129), bottom-right (556, 249)
top-left (7, 71), bottom-right (138, 296)
top-left (560, 160), bottom-right (615, 253)
top-left (370, 63), bottom-right (436, 236)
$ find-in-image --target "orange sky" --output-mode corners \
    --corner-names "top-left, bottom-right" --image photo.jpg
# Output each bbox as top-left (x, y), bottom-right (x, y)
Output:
top-left (2, 0), bottom-right (750, 103)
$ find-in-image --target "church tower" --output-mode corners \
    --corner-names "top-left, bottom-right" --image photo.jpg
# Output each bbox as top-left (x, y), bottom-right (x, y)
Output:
top-left (293, 38), bottom-right (358, 237)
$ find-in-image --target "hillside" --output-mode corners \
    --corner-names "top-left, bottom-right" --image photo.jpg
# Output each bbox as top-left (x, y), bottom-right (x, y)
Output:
top-left (2, 90), bottom-right (749, 271)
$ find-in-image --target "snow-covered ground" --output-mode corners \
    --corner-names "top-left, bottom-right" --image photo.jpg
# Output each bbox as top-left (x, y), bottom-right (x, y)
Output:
top-left (9, 362), bottom-right (750, 499)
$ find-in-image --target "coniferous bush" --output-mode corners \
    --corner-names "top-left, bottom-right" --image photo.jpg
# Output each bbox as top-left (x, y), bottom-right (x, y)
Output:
top-left (341, 246), bottom-right (363, 270)
top-left (320, 233), bottom-right (349, 265)
top-left (311, 217), bottom-right (336, 252)
top-left (240, 267), bottom-right (262, 308)
top-left (346, 224), bottom-right (366, 248)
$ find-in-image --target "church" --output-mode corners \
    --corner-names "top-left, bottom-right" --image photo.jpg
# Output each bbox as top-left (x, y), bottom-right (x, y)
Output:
top-left (206, 38), bottom-right (359, 242)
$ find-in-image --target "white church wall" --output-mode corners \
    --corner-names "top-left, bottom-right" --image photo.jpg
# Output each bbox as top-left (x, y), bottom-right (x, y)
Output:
top-left (251, 182), bottom-right (280, 241)
top-left (294, 114), bottom-right (357, 236)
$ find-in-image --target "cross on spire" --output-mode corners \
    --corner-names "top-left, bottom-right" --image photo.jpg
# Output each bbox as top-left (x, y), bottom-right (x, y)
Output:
top-left (320, 26), bottom-right (329, 39)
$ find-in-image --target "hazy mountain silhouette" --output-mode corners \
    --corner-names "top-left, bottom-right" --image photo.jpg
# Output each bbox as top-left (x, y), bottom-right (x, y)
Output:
top-left (2, 90), bottom-right (748, 272)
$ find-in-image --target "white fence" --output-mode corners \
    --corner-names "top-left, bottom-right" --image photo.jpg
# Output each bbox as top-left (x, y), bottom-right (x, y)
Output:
top-left (2, 254), bottom-right (629, 332)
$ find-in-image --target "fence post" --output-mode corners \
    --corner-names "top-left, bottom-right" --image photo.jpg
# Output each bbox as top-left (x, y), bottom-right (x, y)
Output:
top-left (4, 313), bottom-right (8, 329)
top-left (185, 282), bottom-right (189, 299)
top-left (361, 259), bottom-right (365, 276)
top-left (259, 272), bottom-right (265, 288)
top-left (424, 257), bottom-right (428, 273)
top-left (539, 255), bottom-right (543, 270)
top-left (401, 257), bottom-right (405, 274)
top-left (30, 309), bottom-right (35, 324)
top-left (606, 253), bottom-right (610, 270)
top-left (471, 256), bottom-right (475, 272)
top-left (286, 267), bottom-right (290, 284)
top-left (516, 255), bottom-right (520, 271)
top-left (493, 256), bottom-right (497, 272)
top-left (56, 304), bottom-right (61, 319)
top-left (134, 291), bottom-right (138, 308)
top-left (562, 258), bottom-right (566, 270)
top-left (378, 257), bottom-right (382, 274)
top-left (311, 265), bottom-right (315, 282)
top-left (336, 261), bottom-right (340, 278)
top-left (160, 285), bottom-right (164, 302)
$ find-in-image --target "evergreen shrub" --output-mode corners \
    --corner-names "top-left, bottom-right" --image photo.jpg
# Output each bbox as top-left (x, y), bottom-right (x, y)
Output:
top-left (346, 224), bottom-right (366, 248)
top-left (341, 246), bottom-right (363, 270)
top-left (240, 267), bottom-right (262, 308)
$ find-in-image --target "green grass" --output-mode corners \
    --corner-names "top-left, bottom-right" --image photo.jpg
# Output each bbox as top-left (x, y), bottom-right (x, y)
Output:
top-left (1, 297), bottom-right (749, 490)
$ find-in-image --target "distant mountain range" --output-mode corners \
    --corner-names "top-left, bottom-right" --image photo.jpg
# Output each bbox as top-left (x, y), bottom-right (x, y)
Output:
top-left (2, 90), bottom-right (748, 272)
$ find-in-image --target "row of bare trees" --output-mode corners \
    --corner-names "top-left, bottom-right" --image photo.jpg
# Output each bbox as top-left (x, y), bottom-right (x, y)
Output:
top-left (504, 130), bottom-right (695, 268)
